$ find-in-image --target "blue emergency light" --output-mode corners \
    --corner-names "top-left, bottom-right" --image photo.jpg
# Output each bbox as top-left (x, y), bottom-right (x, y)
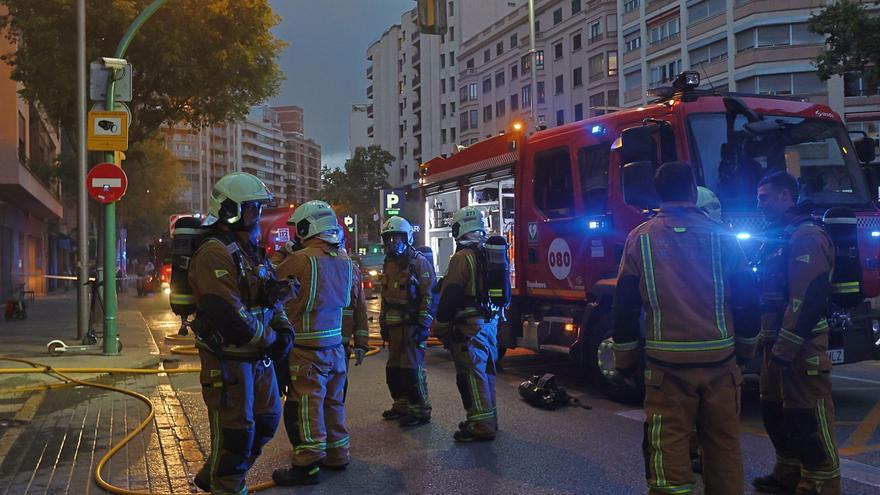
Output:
top-left (736, 232), bottom-right (751, 240)
top-left (590, 125), bottom-right (605, 136)
top-left (872, 231), bottom-right (880, 238)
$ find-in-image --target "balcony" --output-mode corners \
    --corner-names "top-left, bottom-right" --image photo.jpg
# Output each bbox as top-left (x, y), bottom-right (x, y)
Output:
top-left (366, 65), bottom-right (373, 79)
top-left (412, 53), bottom-right (421, 65)
top-left (413, 123), bottom-right (422, 135)
top-left (367, 125), bottom-right (374, 138)
top-left (366, 85), bottom-right (373, 98)
top-left (0, 159), bottom-right (63, 220)
top-left (412, 99), bottom-right (421, 111)
top-left (413, 76), bottom-right (421, 88)
top-left (367, 104), bottom-right (373, 118)
top-left (588, 33), bottom-right (604, 44)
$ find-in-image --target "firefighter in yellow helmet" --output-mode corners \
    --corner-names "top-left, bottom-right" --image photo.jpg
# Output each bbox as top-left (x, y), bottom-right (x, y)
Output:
top-left (435, 207), bottom-right (500, 442)
top-left (273, 201), bottom-right (354, 486)
top-left (379, 215), bottom-right (435, 426)
top-left (188, 172), bottom-right (296, 494)
top-left (339, 226), bottom-right (369, 374)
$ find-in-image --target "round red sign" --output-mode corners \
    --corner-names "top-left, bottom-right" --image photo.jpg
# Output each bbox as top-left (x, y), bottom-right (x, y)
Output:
top-left (86, 162), bottom-right (128, 204)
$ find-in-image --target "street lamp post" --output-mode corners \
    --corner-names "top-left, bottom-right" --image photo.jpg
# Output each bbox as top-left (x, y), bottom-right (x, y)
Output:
top-left (101, 0), bottom-right (169, 355)
top-left (528, 0), bottom-right (538, 132)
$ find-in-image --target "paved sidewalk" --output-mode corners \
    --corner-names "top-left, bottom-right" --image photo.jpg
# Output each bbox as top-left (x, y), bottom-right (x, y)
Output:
top-left (0, 292), bottom-right (161, 391)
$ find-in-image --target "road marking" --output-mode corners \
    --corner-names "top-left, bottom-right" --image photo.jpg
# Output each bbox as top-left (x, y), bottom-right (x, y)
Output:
top-left (845, 401), bottom-right (880, 449)
top-left (841, 458), bottom-right (880, 488)
top-left (834, 374), bottom-right (880, 386)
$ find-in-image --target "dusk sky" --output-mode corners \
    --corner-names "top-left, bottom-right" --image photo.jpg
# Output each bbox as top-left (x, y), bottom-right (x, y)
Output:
top-left (267, 0), bottom-right (415, 169)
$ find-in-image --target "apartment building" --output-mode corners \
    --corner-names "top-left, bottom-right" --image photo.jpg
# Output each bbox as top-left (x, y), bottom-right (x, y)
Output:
top-left (458, 0), bottom-right (619, 145)
top-left (367, 1), bottom-right (525, 189)
top-left (617, 0), bottom-right (880, 141)
top-left (163, 104), bottom-right (321, 213)
top-left (0, 16), bottom-right (68, 297)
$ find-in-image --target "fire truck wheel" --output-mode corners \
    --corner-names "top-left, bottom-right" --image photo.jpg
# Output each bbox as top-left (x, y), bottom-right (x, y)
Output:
top-left (582, 312), bottom-right (644, 405)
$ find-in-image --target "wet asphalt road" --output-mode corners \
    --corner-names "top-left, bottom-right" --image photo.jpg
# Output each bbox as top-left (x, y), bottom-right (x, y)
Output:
top-left (137, 294), bottom-right (880, 494)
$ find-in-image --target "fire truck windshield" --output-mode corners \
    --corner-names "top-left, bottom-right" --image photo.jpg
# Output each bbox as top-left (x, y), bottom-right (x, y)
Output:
top-left (688, 113), bottom-right (870, 210)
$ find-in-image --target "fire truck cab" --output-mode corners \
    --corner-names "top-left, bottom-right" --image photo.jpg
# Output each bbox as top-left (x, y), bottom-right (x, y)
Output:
top-left (421, 72), bottom-right (880, 401)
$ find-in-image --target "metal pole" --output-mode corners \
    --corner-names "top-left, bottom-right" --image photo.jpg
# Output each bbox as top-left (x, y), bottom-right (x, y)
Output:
top-left (102, 0), bottom-right (169, 355)
top-left (528, 0), bottom-right (538, 131)
top-left (76, 0), bottom-right (89, 341)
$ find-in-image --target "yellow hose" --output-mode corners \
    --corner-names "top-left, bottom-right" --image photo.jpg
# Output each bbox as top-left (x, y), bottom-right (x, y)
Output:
top-left (164, 333), bottom-right (195, 342)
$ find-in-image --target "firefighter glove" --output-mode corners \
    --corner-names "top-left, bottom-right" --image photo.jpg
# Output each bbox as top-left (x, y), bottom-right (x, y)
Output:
top-left (268, 328), bottom-right (294, 362)
top-left (354, 347), bottom-right (366, 366)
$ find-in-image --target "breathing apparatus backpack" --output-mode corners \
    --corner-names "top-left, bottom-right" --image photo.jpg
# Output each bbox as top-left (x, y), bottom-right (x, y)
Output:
top-left (821, 207), bottom-right (863, 309)
top-left (169, 217), bottom-right (208, 318)
top-left (518, 373), bottom-right (591, 410)
top-left (475, 235), bottom-right (511, 317)
top-left (412, 246), bottom-right (440, 316)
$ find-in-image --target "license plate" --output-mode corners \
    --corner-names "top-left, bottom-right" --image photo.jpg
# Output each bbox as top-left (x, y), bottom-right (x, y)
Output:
top-left (827, 349), bottom-right (845, 364)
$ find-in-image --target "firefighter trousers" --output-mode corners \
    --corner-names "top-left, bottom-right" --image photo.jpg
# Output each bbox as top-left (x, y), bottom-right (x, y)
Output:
top-left (284, 344), bottom-right (349, 468)
top-left (642, 360), bottom-right (744, 495)
top-left (198, 349), bottom-right (281, 495)
top-left (449, 319), bottom-right (498, 438)
top-left (385, 324), bottom-right (431, 419)
top-left (760, 335), bottom-right (840, 495)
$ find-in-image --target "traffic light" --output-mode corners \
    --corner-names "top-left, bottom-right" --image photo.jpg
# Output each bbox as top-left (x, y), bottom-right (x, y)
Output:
top-left (417, 0), bottom-right (448, 35)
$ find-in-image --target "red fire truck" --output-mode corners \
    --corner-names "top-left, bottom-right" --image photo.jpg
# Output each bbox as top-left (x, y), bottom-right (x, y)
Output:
top-left (420, 72), bottom-right (880, 401)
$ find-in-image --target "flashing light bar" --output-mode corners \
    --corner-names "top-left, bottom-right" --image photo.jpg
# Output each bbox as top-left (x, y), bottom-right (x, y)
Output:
top-left (872, 231), bottom-right (880, 238)
top-left (590, 124), bottom-right (605, 136)
top-left (736, 232), bottom-right (751, 240)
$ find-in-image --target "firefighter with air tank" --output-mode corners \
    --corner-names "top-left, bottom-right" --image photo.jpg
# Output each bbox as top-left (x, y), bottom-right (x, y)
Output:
top-left (379, 216), bottom-right (436, 427)
top-left (752, 171), bottom-right (843, 495)
top-left (435, 206), bottom-right (510, 442)
top-left (184, 172), bottom-right (297, 494)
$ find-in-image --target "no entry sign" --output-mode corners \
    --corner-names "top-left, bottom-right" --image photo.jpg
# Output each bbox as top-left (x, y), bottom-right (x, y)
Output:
top-left (87, 163), bottom-right (128, 204)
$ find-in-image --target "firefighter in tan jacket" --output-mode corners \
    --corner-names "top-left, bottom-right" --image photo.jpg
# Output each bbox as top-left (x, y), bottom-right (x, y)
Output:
top-left (379, 216), bottom-right (435, 426)
top-left (188, 172), bottom-right (296, 494)
top-left (341, 230), bottom-right (369, 369)
top-left (435, 206), bottom-right (500, 442)
top-left (272, 201), bottom-right (354, 486)
top-left (612, 163), bottom-right (760, 495)
top-left (752, 172), bottom-right (840, 495)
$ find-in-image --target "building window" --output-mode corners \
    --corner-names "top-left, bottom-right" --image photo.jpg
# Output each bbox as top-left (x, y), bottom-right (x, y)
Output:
top-left (556, 109), bottom-right (565, 126)
top-left (469, 82), bottom-right (478, 100)
top-left (536, 50), bottom-right (544, 68)
top-left (450, 26), bottom-right (455, 41)
top-left (607, 15), bottom-right (617, 33)
top-left (484, 49), bottom-right (491, 63)
top-left (553, 8), bottom-right (563, 25)
top-left (483, 78), bottom-right (492, 94)
top-left (451, 101), bottom-right (456, 113)
top-left (523, 51), bottom-right (545, 72)
top-left (522, 85), bottom-right (531, 106)
top-left (497, 41), bottom-right (504, 56)
top-left (442, 103), bottom-right (447, 118)
top-left (555, 75), bottom-right (564, 94)
top-left (589, 92), bottom-right (606, 116)
top-left (451, 127), bottom-right (457, 140)
top-left (448, 1), bottom-right (454, 16)
top-left (554, 42), bottom-right (564, 60)
top-left (572, 0), bottom-right (582, 14)
top-left (496, 99), bottom-right (506, 117)
top-left (607, 51), bottom-right (618, 76)
top-left (572, 33), bottom-right (582, 51)
top-left (460, 112), bottom-right (469, 131)
top-left (467, 58), bottom-right (474, 68)
top-left (533, 147), bottom-right (574, 218)
top-left (573, 67), bottom-right (583, 87)
top-left (450, 76), bottom-right (455, 90)
top-left (469, 109), bottom-right (478, 128)
top-left (538, 81), bottom-right (546, 103)
top-left (589, 21), bottom-right (601, 42)
top-left (689, 39), bottom-right (727, 68)
top-left (450, 52), bottom-right (456, 66)
top-left (608, 90), bottom-right (619, 109)
top-left (623, 0), bottom-right (640, 13)
top-left (574, 103), bottom-right (584, 121)
top-left (625, 33), bottom-right (641, 52)
top-left (737, 72), bottom-right (827, 96)
top-left (441, 128), bottom-right (447, 144)
top-left (459, 86), bottom-right (468, 103)
top-left (649, 59), bottom-right (682, 88)
top-left (441, 79), bottom-right (447, 94)
top-left (624, 70), bottom-right (642, 91)
top-left (511, 33), bottom-right (518, 48)
top-left (511, 93), bottom-right (520, 110)
top-left (441, 53), bottom-right (446, 68)
top-left (511, 64), bottom-right (519, 80)
top-left (736, 23), bottom-right (825, 52)
top-left (484, 105), bottom-right (493, 122)
top-left (495, 71), bottom-right (506, 87)
top-left (648, 18), bottom-right (679, 45)
top-left (588, 53), bottom-right (604, 81)
top-left (688, 0), bottom-right (725, 25)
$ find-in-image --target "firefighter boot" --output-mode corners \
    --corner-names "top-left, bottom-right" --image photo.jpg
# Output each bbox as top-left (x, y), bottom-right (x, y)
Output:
top-left (398, 367), bottom-right (431, 427)
top-left (383, 367), bottom-right (406, 420)
top-left (193, 464), bottom-right (210, 492)
top-left (272, 462), bottom-right (320, 486)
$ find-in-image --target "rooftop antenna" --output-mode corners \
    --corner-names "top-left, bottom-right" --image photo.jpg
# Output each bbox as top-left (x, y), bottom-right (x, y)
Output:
top-left (698, 61), bottom-right (717, 94)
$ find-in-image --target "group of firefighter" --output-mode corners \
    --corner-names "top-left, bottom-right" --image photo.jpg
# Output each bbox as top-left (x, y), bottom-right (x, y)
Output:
top-left (182, 161), bottom-right (841, 495)
top-left (182, 171), bottom-right (499, 494)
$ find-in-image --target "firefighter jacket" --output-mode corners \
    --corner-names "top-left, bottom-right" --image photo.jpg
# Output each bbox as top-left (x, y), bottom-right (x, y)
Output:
top-left (612, 204), bottom-right (760, 369)
top-left (380, 247), bottom-right (435, 329)
top-left (188, 230), bottom-right (293, 359)
top-left (275, 237), bottom-right (353, 349)
top-left (435, 243), bottom-right (489, 333)
top-left (756, 204), bottom-right (834, 363)
top-left (342, 262), bottom-right (370, 350)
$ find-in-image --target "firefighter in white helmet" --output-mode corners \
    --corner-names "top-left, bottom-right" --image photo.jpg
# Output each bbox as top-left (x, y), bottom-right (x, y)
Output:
top-left (188, 172), bottom-right (296, 494)
top-left (379, 216), bottom-right (436, 426)
top-left (273, 200), bottom-right (354, 486)
top-left (435, 206), bottom-right (500, 441)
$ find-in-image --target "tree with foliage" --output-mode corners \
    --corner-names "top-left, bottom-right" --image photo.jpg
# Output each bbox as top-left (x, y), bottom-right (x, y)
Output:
top-left (321, 146), bottom-right (393, 240)
top-left (117, 136), bottom-right (186, 248)
top-left (809, 0), bottom-right (880, 88)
